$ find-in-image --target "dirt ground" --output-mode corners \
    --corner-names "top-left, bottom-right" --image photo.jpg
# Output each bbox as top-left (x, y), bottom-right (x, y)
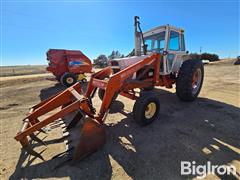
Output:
top-left (0, 60), bottom-right (239, 180)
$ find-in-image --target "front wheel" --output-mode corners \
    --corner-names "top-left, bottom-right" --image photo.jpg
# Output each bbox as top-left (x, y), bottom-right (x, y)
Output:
top-left (176, 59), bottom-right (204, 101)
top-left (133, 92), bottom-right (160, 126)
top-left (60, 73), bottom-right (77, 87)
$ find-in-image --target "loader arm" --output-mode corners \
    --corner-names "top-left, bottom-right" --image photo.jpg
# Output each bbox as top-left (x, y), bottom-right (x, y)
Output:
top-left (94, 53), bottom-right (160, 122)
top-left (14, 53), bottom-right (161, 162)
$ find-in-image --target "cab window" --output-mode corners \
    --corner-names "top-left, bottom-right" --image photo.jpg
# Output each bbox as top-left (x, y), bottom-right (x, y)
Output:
top-left (168, 31), bottom-right (180, 51)
top-left (153, 40), bottom-right (158, 49)
top-left (145, 39), bottom-right (152, 50)
top-left (159, 39), bottom-right (165, 50)
top-left (144, 31), bottom-right (166, 53)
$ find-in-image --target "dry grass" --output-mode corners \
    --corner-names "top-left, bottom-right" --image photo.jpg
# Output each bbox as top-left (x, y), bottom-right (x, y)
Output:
top-left (0, 65), bottom-right (47, 77)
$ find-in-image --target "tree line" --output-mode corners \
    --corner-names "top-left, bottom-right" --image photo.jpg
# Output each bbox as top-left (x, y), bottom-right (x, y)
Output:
top-left (200, 53), bottom-right (219, 62)
top-left (93, 50), bottom-right (124, 68)
top-left (188, 52), bottom-right (219, 62)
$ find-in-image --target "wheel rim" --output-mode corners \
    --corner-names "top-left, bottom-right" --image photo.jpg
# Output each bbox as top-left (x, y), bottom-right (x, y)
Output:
top-left (66, 77), bottom-right (74, 84)
top-left (145, 102), bottom-right (157, 119)
top-left (192, 68), bottom-right (202, 95)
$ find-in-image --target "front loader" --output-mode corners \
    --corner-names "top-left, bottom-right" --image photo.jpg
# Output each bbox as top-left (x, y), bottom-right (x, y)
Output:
top-left (15, 16), bottom-right (204, 163)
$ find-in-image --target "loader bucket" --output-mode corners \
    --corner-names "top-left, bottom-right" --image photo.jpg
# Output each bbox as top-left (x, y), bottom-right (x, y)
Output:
top-left (72, 117), bottom-right (106, 162)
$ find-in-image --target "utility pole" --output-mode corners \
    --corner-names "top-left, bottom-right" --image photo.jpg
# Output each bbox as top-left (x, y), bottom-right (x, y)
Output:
top-left (200, 46), bottom-right (202, 54)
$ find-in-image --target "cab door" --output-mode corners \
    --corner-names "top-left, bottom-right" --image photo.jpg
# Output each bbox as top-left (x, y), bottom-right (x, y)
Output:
top-left (164, 30), bottom-right (181, 74)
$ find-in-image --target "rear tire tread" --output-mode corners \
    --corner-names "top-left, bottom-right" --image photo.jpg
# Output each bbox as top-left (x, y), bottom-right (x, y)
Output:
top-left (176, 59), bottom-right (204, 101)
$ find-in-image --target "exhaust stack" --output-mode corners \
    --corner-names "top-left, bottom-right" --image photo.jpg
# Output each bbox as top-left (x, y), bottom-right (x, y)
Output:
top-left (134, 16), bottom-right (147, 56)
top-left (134, 16), bottom-right (141, 56)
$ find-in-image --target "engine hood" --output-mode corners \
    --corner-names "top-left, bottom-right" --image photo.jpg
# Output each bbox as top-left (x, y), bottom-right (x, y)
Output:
top-left (110, 55), bottom-right (151, 69)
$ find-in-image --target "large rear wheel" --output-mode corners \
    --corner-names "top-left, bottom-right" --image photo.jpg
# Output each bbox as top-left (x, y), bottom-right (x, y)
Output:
top-left (176, 59), bottom-right (204, 101)
top-left (133, 92), bottom-right (160, 126)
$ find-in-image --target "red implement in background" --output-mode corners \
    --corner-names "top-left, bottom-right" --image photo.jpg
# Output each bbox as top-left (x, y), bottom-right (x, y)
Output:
top-left (46, 49), bottom-right (92, 86)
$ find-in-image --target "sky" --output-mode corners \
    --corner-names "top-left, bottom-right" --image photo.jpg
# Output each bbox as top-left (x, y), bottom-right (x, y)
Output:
top-left (1, 0), bottom-right (239, 66)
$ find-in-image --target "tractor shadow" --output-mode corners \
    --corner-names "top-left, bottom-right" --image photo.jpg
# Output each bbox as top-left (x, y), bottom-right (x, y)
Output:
top-left (10, 87), bottom-right (240, 180)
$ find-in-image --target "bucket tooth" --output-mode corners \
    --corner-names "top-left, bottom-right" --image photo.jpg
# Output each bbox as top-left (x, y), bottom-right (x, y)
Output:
top-left (38, 128), bottom-right (48, 134)
top-left (51, 120), bottom-right (64, 126)
top-left (62, 128), bottom-right (69, 134)
top-left (64, 139), bottom-right (73, 145)
top-left (60, 124), bottom-right (67, 128)
top-left (50, 121), bottom-right (65, 129)
top-left (62, 131), bottom-right (70, 137)
top-left (72, 118), bottom-right (106, 162)
top-left (66, 112), bottom-right (83, 130)
top-left (30, 134), bottom-right (47, 146)
top-left (23, 145), bottom-right (45, 161)
top-left (62, 132), bottom-right (70, 139)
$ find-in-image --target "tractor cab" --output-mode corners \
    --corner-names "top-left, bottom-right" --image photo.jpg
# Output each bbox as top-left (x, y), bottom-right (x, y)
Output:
top-left (109, 17), bottom-right (188, 76)
top-left (143, 25), bottom-right (187, 74)
top-left (109, 24), bottom-right (187, 75)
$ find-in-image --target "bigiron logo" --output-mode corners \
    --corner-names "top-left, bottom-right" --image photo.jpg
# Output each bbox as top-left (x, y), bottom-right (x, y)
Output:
top-left (181, 161), bottom-right (236, 179)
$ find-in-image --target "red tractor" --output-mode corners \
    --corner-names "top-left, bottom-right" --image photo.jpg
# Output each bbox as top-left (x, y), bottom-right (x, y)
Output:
top-left (46, 49), bottom-right (92, 87)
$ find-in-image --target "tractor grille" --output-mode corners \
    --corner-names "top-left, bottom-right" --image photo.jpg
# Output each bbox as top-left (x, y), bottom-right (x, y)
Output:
top-left (111, 60), bottom-right (119, 66)
top-left (110, 60), bottom-right (120, 74)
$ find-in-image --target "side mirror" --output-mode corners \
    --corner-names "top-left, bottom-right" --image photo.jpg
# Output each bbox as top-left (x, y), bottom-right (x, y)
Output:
top-left (163, 51), bottom-right (168, 56)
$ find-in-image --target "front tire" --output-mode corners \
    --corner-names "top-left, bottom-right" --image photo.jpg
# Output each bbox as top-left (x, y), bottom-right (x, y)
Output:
top-left (176, 59), bottom-right (204, 101)
top-left (60, 73), bottom-right (77, 87)
top-left (133, 92), bottom-right (160, 126)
